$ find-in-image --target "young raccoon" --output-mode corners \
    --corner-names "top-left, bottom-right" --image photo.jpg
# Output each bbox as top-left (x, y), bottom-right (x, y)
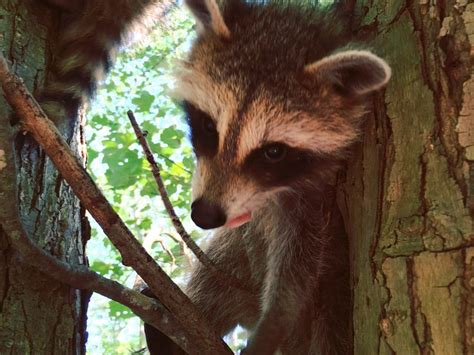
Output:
top-left (144, 0), bottom-right (391, 355)
top-left (40, 0), bottom-right (390, 354)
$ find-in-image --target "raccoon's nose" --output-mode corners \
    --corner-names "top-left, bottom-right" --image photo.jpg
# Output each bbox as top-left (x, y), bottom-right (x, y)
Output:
top-left (191, 198), bottom-right (226, 229)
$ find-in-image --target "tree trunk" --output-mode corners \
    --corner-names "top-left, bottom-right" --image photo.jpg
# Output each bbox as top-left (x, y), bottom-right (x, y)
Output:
top-left (0, 1), bottom-right (90, 354)
top-left (340, 0), bottom-right (473, 353)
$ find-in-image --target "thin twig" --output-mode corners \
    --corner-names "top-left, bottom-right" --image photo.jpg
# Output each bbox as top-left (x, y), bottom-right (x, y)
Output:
top-left (161, 231), bottom-right (182, 244)
top-left (162, 232), bottom-right (194, 270)
top-left (143, 232), bottom-right (176, 266)
top-left (0, 53), bottom-right (232, 355)
top-left (158, 152), bottom-right (192, 175)
top-left (157, 238), bottom-right (176, 265)
top-left (127, 110), bottom-right (249, 292)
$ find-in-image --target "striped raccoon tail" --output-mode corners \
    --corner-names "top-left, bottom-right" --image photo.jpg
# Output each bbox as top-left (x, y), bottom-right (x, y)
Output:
top-left (40, 0), bottom-right (163, 123)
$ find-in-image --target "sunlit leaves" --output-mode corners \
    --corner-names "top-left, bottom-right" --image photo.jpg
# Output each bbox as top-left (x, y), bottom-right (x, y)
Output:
top-left (85, 7), bottom-right (197, 354)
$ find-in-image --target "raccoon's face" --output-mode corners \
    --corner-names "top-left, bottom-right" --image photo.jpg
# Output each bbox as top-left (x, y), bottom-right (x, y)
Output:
top-left (176, 0), bottom-right (391, 230)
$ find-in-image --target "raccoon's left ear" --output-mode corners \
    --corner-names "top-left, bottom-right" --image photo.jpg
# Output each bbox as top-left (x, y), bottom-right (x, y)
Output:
top-left (185, 0), bottom-right (231, 38)
top-left (304, 50), bottom-right (391, 96)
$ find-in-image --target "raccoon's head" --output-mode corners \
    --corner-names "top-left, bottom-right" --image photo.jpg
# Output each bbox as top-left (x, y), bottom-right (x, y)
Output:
top-left (175, 0), bottom-right (391, 230)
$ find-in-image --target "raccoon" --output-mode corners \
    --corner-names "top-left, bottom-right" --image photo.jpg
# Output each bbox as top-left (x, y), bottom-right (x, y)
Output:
top-left (38, 0), bottom-right (162, 124)
top-left (144, 0), bottom-right (390, 355)
top-left (39, 0), bottom-right (391, 354)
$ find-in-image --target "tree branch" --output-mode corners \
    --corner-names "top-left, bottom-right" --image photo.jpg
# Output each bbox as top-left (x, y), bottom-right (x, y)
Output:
top-left (0, 209), bottom-right (191, 352)
top-left (127, 110), bottom-right (249, 292)
top-left (0, 53), bottom-right (231, 354)
top-left (0, 98), bottom-right (191, 352)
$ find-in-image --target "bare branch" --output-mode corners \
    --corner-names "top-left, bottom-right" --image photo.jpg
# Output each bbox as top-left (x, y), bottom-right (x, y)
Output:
top-left (0, 96), bottom-right (191, 353)
top-left (127, 110), bottom-right (249, 292)
top-left (2, 211), bottom-right (191, 352)
top-left (162, 232), bottom-right (194, 269)
top-left (157, 238), bottom-right (177, 265)
top-left (0, 53), bottom-right (232, 355)
top-left (161, 231), bottom-right (182, 244)
top-left (143, 232), bottom-right (176, 266)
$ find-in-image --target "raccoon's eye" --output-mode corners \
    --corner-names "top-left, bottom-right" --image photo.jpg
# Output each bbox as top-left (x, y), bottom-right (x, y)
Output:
top-left (263, 143), bottom-right (287, 163)
top-left (183, 101), bottom-right (219, 157)
top-left (202, 117), bottom-right (217, 135)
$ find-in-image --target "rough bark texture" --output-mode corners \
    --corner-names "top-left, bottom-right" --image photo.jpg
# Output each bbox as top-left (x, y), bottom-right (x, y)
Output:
top-left (0, 1), bottom-right (90, 354)
top-left (339, 0), bottom-right (473, 353)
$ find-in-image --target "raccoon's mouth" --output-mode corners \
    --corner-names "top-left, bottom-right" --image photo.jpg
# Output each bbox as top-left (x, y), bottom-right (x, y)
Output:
top-left (225, 212), bottom-right (252, 228)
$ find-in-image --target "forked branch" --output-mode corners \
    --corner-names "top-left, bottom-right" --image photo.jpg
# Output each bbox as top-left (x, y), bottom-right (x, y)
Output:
top-left (0, 179), bottom-right (190, 352)
top-left (0, 53), bottom-right (232, 355)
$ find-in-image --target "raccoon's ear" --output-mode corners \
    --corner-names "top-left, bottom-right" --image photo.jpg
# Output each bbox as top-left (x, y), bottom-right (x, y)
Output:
top-left (304, 50), bottom-right (391, 96)
top-left (185, 0), bottom-right (231, 38)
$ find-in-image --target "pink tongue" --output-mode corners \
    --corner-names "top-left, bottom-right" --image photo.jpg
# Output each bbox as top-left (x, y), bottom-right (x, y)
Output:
top-left (225, 212), bottom-right (252, 228)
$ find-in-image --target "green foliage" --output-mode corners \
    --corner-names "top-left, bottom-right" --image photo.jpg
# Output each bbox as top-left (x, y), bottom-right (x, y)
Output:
top-left (85, 8), bottom-right (199, 354)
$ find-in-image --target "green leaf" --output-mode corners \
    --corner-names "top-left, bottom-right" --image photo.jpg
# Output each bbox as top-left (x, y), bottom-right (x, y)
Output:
top-left (106, 168), bottom-right (138, 189)
top-left (91, 260), bottom-right (110, 276)
top-left (160, 126), bottom-right (184, 148)
top-left (141, 181), bottom-right (159, 197)
top-left (132, 90), bottom-right (155, 112)
top-left (139, 217), bottom-right (152, 230)
top-left (87, 149), bottom-right (99, 164)
top-left (108, 301), bottom-right (133, 320)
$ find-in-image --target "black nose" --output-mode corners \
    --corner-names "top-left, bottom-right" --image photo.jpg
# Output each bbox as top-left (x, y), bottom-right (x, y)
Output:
top-left (191, 198), bottom-right (226, 229)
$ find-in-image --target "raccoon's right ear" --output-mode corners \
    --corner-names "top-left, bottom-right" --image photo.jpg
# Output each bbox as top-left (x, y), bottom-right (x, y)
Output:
top-left (185, 0), bottom-right (231, 38)
top-left (304, 50), bottom-right (391, 96)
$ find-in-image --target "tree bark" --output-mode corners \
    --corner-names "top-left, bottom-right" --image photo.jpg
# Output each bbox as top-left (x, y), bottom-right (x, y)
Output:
top-left (340, 0), bottom-right (473, 353)
top-left (0, 1), bottom-right (90, 354)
